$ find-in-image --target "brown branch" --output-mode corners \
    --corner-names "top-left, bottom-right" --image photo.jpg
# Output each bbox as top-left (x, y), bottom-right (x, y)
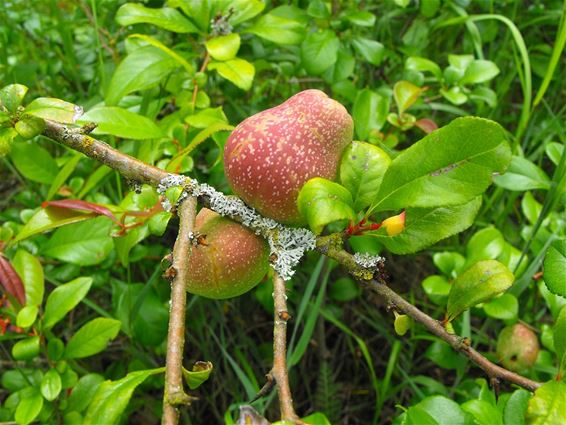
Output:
top-left (271, 271), bottom-right (303, 424)
top-left (162, 196), bottom-right (198, 425)
top-left (40, 121), bottom-right (542, 397)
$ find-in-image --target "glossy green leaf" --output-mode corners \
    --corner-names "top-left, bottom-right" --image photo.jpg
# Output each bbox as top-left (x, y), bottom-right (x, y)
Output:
top-left (521, 192), bottom-right (542, 225)
top-left (41, 368), bottom-right (62, 401)
top-left (15, 387), bottom-right (43, 425)
top-left (42, 217), bottom-right (113, 266)
top-left (345, 11), bottom-right (376, 27)
top-left (369, 117), bottom-right (510, 213)
top-left (14, 206), bottom-right (95, 243)
top-left (224, 0), bottom-right (265, 25)
top-left (297, 177), bottom-right (356, 234)
top-left (460, 60), bottom-right (500, 85)
top-left (553, 306), bottom-right (566, 371)
top-left (12, 249), bottom-right (44, 306)
top-left (24, 97), bottom-right (80, 123)
top-left (394, 314), bottom-right (411, 336)
top-left (78, 107), bottom-right (163, 140)
top-left (302, 412), bottom-right (332, 425)
top-left (422, 275), bottom-right (451, 305)
top-left (0, 83), bottom-right (27, 113)
top-left (116, 3), bottom-right (199, 33)
top-left (184, 107), bottom-right (228, 128)
top-left (247, 7), bottom-right (305, 45)
top-left (525, 380), bottom-right (566, 425)
top-left (14, 115), bottom-right (45, 139)
top-left (301, 30), bottom-right (340, 75)
top-left (183, 361), bottom-right (213, 390)
top-left (494, 156), bottom-right (551, 191)
top-left (503, 389), bottom-right (531, 425)
top-left (470, 86), bottom-right (497, 107)
top-left (208, 58), bottom-right (255, 90)
top-left (106, 46), bottom-right (178, 105)
top-left (12, 336), bottom-right (40, 360)
top-left (406, 56), bottom-right (442, 79)
top-left (43, 277), bottom-right (93, 330)
top-left (16, 305), bottom-right (38, 328)
top-left (377, 197), bottom-right (482, 254)
top-left (352, 88), bottom-right (389, 139)
top-left (352, 37), bottom-right (385, 66)
top-left (67, 373), bottom-right (104, 413)
top-left (168, 0), bottom-right (209, 30)
top-left (462, 399), bottom-right (503, 425)
top-left (128, 34), bottom-right (194, 74)
top-left (409, 395), bottom-right (469, 425)
top-left (405, 406), bottom-right (439, 425)
top-left (46, 154), bottom-right (82, 200)
top-left (543, 239), bottom-right (566, 297)
top-left (65, 318), bottom-right (121, 359)
top-left (340, 141), bottom-right (391, 211)
top-left (433, 252), bottom-right (466, 277)
top-left (394, 80), bottom-right (423, 115)
top-left (440, 86), bottom-right (468, 105)
top-left (446, 260), bottom-right (514, 322)
top-left (205, 33), bottom-right (240, 61)
top-left (545, 142), bottom-right (564, 166)
top-left (84, 368), bottom-right (164, 425)
top-left (483, 293), bottom-right (518, 320)
top-left (465, 227), bottom-right (506, 267)
top-left (10, 141), bottom-right (59, 184)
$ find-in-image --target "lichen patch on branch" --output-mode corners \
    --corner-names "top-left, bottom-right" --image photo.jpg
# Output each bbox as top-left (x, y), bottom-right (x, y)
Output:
top-left (157, 174), bottom-right (316, 281)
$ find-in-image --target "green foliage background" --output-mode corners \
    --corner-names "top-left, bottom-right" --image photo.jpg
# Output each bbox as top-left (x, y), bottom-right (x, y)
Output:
top-left (0, 0), bottom-right (565, 424)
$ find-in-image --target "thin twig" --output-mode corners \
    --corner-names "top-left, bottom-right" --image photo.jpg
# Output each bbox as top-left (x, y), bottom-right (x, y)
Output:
top-left (162, 196), bottom-right (198, 425)
top-left (271, 272), bottom-right (303, 424)
top-left (40, 121), bottom-right (542, 393)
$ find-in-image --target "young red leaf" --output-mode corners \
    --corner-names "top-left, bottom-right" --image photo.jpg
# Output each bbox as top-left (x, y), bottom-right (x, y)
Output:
top-left (0, 255), bottom-right (26, 306)
top-left (42, 199), bottom-right (121, 227)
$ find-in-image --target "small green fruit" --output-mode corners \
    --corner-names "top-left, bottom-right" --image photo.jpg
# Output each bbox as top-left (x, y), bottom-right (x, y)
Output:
top-left (496, 323), bottom-right (539, 373)
top-left (185, 209), bottom-right (269, 299)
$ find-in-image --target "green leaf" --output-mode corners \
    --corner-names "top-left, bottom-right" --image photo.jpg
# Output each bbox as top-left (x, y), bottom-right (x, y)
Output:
top-left (65, 318), bottom-right (121, 359)
top-left (84, 368), bottom-right (164, 425)
top-left (10, 141), bottom-right (59, 184)
top-left (352, 89), bottom-right (389, 139)
top-left (224, 0), bottom-right (265, 25)
top-left (12, 249), bottom-right (44, 306)
top-left (460, 60), bottom-right (500, 85)
top-left (16, 305), bottom-right (38, 328)
top-left (183, 361), bottom-right (213, 390)
top-left (483, 293), bottom-right (518, 320)
top-left (465, 227), bottom-right (506, 267)
top-left (503, 389), bottom-right (531, 425)
top-left (344, 11), bottom-right (376, 27)
top-left (553, 306), bottom-right (566, 371)
top-left (494, 156), bottom-right (551, 191)
top-left (409, 395), bottom-right (469, 425)
top-left (422, 275), bottom-right (451, 305)
top-left (246, 7), bottom-right (305, 45)
top-left (301, 30), bottom-right (340, 75)
top-left (394, 80), bottom-right (423, 115)
top-left (15, 387), bottom-right (43, 425)
top-left (42, 217), bottom-right (113, 266)
top-left (440, 86), bottom-right (468, 105)
top-left (0, 84), bottom-right (28, 113)
top-left (116, 3), bottom-right (199, 33)
top-left (12, 336), bottom-right (40, 360)
top-left (449, 54), bottom-right (474, 71)
top-left (78, 107), bottom-right (163, 140)
top-left (302, 412), bottom-right (332, 425)
top-left (105, 46), bottom-right (178, 105)
top-left (205, 33), bottom-right (240, 61)
top-left (352, 37), bottom-right (385, 66)
top-left (369, 117), bottom-right (510, 213)
top-left (340, 141), bottom-right (391, 211)
top-left (470, 86), bottom-right (497, 108)
top-left (114, 225), bottom-right (149, 267)
top-left (24, 98), bottom-right (81, 123)
top-left (543, 239), bottom-right (566, 297)
top-left (525, 380), bottom-right (566, 425)
top-left (446, 260), bottom-right (514, 322)
top-left (329, 277), bottom-right (360, 302)
top-left (394, 314), bottom-right (411, 336)
top-left (297, 178), bottom-right (356, 234)
top-left (67, 373), bottom-right (104, 413)
top-left (128, 34), bottom-right (194, 74)
top-left (462, 399), bottom-right (503, 425)
top-left (40, 368), bottom-right (62, 401)
top-left (433, 252), bottom-right (466, 277)
top-left (184, 107), bottom-right (228, 128)
top-left (545, 142), bottom-right (564, 166)
top-left (406, 56), bottom-right (442, 79)
top-left (208, 58), bottom-right (255, 91)
top-left (14, 115), bottom-right (45, 139)
top-left (378, 197), bottom-right (482, 255)
top-left (14, 206), bottom-right (96, 243)
top-left (43, 277), bottom-right (93, 330)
